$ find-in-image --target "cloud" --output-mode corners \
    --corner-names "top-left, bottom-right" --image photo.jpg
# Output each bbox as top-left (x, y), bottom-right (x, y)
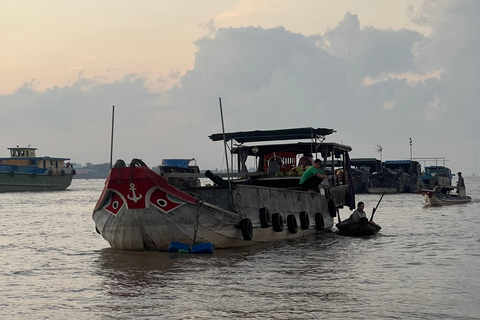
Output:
top-left (1, 0), bottom-right (478, 174)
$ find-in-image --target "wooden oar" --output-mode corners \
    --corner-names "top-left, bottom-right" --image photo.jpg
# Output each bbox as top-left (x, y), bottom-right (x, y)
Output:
top-left (370, 191), bottom-right (385, 221)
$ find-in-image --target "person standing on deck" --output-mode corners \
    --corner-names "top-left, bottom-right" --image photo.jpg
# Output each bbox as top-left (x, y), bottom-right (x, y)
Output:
top-left (457, 172), bottom-right (466, 197)
top-left (299, 159), bottom-right (327, 193)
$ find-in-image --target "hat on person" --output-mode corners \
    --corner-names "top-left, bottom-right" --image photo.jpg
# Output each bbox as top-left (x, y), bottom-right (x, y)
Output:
top-left (457, 172), bottom-right (462, 175)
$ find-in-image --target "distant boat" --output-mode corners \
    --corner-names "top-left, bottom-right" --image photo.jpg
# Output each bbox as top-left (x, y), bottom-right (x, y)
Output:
top-left (420, 187), bottom-right (472, 206)
top-left (0, 146), bottom-right (76, 192)
top-left (350, 158), bottom-right (382, 194)
top-left (421, 165), bottom-right (452, 189)
top-left (367, 160), bottom-right (422, 194)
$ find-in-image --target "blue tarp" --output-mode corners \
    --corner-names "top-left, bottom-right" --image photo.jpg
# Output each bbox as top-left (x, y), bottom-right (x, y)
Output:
top-left (162, 159), bottom-right (191, 168)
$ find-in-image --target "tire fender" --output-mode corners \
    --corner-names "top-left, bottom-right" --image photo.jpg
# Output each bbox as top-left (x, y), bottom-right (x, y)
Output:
top-left (299, 211), bottom-right (310, 230)
top-left (259, 207), bottom-right (271, 228)
top-left (239, 218), bottom-right (253, 241)
top-left (287, 214), bottom-right (298, 234)
top-left (272, 213), bottom-right (284, 232)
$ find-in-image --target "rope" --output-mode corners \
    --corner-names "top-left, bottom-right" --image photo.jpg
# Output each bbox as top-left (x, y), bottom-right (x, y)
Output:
top-left (192, 194), bottom-right (204, 246)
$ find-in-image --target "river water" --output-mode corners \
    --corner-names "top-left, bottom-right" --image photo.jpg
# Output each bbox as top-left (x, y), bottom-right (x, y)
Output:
top-left (1, 176), bottom-right (479, 319)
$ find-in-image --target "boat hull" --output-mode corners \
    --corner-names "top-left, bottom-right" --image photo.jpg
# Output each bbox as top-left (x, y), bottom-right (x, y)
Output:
top-left (0, 170), bottom-right (74, 192)
top-left (366, 187), bottom-right (398, 194)
top-left (336, 220), bottom-right (381, 237)
top-left (423, 192), bottom-right (472, 206)
top-left (92, 165), bottom-right (350, 251)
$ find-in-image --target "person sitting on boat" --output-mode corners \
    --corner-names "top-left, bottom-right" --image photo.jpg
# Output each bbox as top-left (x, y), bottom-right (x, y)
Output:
top-left (433, 182), bottom-right (443, 195)
top-left (298, 153), bottom-right (313, 167)
top-left (348, 201), bottom-right (367, 223)
top-left (456, 172), bottom-right (466, 197)
top-left (299, 159), bottom-right (327, 193)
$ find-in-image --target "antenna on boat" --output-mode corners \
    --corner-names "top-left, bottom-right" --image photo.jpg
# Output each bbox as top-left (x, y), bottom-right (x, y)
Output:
top-left (109, 105), bottom-right (115, 169)
top-left (409, 138), bottom-right (412, 161)
top-left (218, 98), bottom-right (232, 191)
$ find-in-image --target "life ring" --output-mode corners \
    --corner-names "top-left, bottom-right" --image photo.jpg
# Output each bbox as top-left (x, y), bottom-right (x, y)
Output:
top-left (239, 218), bottom-right (253, 241)
top-left (272, 213), bottom-right (284, 232)
top-left (61, 170), bottom-right (65, 176)
top-left (315, 213), bottom-right (324, 230)
top-left (299, 211), bottom-right (310, 229)
top-left (287, 214), bottom-right (298, 234)
top-left (9, 171), bottom-right (14, 177)
top-left (378, 173), bottom-right (384, 179)
top-left (259, 207), bottom-right (271, 228)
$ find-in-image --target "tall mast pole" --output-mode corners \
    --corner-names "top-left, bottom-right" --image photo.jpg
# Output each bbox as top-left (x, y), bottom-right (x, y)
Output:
top-left (109, 105), bottom-right (115, 169)
top-left (219, 98), bottom-right (232, 191)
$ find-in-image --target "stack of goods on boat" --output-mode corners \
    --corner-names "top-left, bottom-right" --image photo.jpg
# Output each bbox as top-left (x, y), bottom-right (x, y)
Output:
top-left (0, 146), bottom-right (76, 192)
top-left (92, 127), bottom-right (356, 251)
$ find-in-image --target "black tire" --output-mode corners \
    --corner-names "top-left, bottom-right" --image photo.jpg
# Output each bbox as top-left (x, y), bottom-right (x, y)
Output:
top-left (328, 200), bottom-right (337, 218)
top-left (287, 214), bottom-right (298, 234)
top-left (32, 173), bottom-right (37, 178)
top-left (239, 218), bottom-right (253, 241)
top-left (47, 169), bottom-right (53, 176)
top-left (72, 169), bottom-right (76, 175)
top-left (272, 213), bottom-right (284, 232)
top-left (299, 211), bottom-right (310, 229)
top-left (61, 170), bottom-right (65, 176)
top-left (9, 171), bottom-right (14, 177)
top-left (259, 207), bottom-right (271, 228)
top-left (315, 213), bottom-right (324, 230)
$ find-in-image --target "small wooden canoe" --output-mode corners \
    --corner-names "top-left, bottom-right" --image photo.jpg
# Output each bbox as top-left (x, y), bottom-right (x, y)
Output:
top-left (420, 189), bottom-right (472, 206)
top-left (336, 218), bottom-right (381, 237)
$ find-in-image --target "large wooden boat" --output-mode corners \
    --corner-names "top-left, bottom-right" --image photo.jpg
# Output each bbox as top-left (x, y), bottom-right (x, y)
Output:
top-left (0, 146), bottom-right (76, 192)
top-left (420, 187), bottom-right (472, 206)
top-left (367, 160), bottom-right (422, 194)
top-left (350, 158), bottom-right (381, 194)
top-left (92, 127), bottom-right (356, 251)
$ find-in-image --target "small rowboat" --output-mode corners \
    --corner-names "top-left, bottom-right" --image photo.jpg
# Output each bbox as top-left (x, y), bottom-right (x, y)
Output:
top-left (420, 189), bottom-right (472, 206)
top-left (336, 217), bottom-right (381, 237)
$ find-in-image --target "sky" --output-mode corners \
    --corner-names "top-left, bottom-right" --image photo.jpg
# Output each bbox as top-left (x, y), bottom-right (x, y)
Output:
top-left (1, 0), bottom-right (479, 175)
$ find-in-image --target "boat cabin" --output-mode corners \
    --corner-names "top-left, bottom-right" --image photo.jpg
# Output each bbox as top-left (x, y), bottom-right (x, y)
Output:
top-left (0, 147), bottom-right (70, 169)
top-left (384, 160), bottom-right (421, 175)
top-left (209, 127), bottom-right (353, 189)
top-left (158, 158), bottom-right (201, 188)
top-left (350, 158), bottom-right (382, 174)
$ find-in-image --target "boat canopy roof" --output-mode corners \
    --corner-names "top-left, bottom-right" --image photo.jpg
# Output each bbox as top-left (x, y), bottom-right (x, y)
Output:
top-left (351, 158), bottom-right (381, 165)
top-left (232, 141), bottom-right (351, 157)
top-left (209, 127), bottom-right (335, 143)
top-left (162, 159), bottom-right (194, 169)
top-left (385, 160), bottom-right (419, 164)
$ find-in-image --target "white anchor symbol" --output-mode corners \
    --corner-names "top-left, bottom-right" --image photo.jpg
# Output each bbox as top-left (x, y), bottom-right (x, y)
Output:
top-left (127, 183), bottom-right (142, 203)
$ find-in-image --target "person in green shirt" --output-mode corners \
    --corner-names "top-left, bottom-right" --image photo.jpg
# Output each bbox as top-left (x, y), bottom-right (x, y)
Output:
top-left (299, 159), bottom-right (327, 193)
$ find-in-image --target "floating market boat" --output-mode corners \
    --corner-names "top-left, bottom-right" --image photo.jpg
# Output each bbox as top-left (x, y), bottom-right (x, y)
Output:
top-left (350, 158), bottom-right (382, 194)
top-left (92, 127), bottom-right (356, 251)
top-left (0, 146), bottom-right (76, 192)
top-left (420, 187), bottom-right (472, 206)
top-left (416, 158), bottom-right (452, 190)
top-left (367, 160), bottom-right (422, 194)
